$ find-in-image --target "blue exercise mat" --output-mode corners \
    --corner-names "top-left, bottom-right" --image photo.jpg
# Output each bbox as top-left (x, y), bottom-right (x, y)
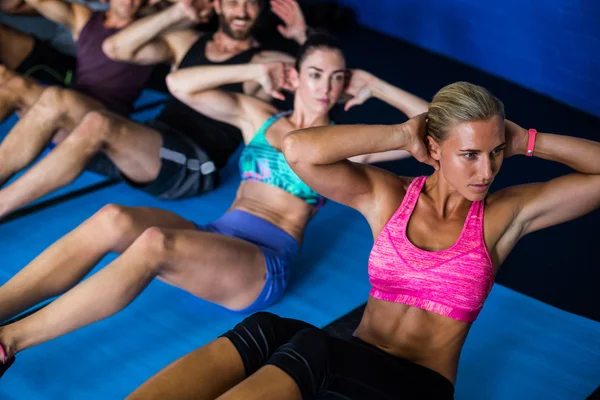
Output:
top-left (456, 285), bottom-right (600, 399)
top-left (0, 158), bottom-right (374, 398)
top-left (1, 159), bottom-right (599, 399)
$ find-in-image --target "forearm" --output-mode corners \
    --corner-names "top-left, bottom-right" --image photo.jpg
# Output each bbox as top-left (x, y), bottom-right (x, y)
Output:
top-left (530, 132), bottom-right (600, 174)
top-left (167, 63), bottom-right (263, 96)
top-left (370, 77), bottom-right (429, 118)
top-left (23, 0), bottom-right (64, 10)
top-left (284, 124), bottom-right (409, 165)
top-left (1, 0), bottom-right (37, 14)
top-left (292, 28), bottom-right (308, 45)
top-left (23, 0), bottom-right (73, 22)
top-left (349, 150), bottom-right (411, 164)
top-left (103, 4), bottom-right (186, 59)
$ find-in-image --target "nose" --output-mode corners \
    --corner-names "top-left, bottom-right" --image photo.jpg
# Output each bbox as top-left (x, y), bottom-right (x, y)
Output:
top-left (480, 156), bottom-right (493, 181)
top-left (233, 3), bottom-right (249, 18)
top-left (317, 78), bottom-right (332, 96)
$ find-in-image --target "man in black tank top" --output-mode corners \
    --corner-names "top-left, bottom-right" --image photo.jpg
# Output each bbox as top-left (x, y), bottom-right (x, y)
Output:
top-left (99, 0), bottom-right (310, 191)
top-left (0, 0), bottom-right (309, 219)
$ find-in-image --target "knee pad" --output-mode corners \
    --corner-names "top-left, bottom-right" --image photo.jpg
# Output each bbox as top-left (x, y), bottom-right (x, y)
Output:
top-left (267, 328), bottom-right (331, 399)
top-left (220, 312), bottom-right (314, 376)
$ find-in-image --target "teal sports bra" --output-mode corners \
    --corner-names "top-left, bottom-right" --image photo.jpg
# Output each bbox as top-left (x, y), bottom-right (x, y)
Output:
top-left (239, 111), bottom-right (326, 208)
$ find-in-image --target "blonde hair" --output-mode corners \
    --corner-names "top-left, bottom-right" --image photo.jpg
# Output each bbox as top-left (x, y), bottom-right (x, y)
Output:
top-left (427, 82), bottom-right (505, 142)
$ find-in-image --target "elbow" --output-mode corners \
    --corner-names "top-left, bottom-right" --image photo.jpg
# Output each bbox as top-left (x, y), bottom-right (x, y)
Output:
top-left (102, 40), bottom-right (121, 60)
top-left (165, 72), bottom-right (189, 100)
top-left (281, 129), bottom-right (324, 166)
top-left (282, 133), bottom-right (303, 165)
top-left (349, 154), bottom-right (369, 164)
top-left (102, 39), bottom-right (132, 62)
top-left (406, 102), bottom-right (429, 119)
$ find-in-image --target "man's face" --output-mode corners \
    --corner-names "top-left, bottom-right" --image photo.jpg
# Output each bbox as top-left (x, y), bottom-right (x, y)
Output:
top-left (216, 0), bottom-right (262, 40)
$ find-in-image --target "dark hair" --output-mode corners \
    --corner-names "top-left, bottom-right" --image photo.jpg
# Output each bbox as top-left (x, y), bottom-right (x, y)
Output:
top-left (295, 31), bottom-right (344, 71)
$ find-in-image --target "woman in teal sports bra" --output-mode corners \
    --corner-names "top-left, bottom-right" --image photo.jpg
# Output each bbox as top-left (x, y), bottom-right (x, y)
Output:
top-left (238, 110), bottom-right (328, 208)
top-left (0, 33), bottom-right (430, 379)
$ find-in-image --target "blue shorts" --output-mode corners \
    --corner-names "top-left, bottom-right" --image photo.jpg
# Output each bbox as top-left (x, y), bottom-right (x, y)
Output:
top-left (194, 210), bottom-right (299, 313)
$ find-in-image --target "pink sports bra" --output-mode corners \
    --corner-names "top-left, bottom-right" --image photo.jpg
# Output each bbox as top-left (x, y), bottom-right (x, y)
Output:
top-left (368, 176), bottom-right (495, 322)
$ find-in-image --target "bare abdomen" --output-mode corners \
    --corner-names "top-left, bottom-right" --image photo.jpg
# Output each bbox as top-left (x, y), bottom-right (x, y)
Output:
top-left (354, 297), bottom-right (472, 383)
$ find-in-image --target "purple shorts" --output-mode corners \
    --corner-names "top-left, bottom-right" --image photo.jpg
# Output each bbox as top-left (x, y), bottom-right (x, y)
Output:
top-left (194, 210), bottom-right (299, 312)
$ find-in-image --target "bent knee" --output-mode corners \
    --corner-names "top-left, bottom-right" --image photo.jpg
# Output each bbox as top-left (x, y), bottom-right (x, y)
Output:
top-left (231, 312), bottom-right (314, 348)
top-left (80, 110), bottom-right (114, 133)
top-left (0, 65), bottom-right (15, 83)
top-left (38, 86), bottom-right (82, 108)
top-left (95, 204), bottom-right (136, 234)
top-left (5, 73), bottom-right (37, 94)
top-left (221, 312), bottom-right (316, 377)
top-left (240, 312), bottom-right (283, 328)
top-left (136, 227), bottom-right (174, 262)
top-left (267, 328), bottom-right (331, 398)
top-left (32, 86), bottom-right (70, 117)
top-left (69, 110), bottom-right (115, 144)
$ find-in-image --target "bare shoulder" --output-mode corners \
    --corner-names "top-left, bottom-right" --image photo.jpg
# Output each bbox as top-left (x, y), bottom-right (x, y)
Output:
top-left (483, 185), bottom-right (529, 268)
top-left (238, 100), bottom-right (279, 143)
top-left (247, 101), bottom-right (279, 129)
top-left (485, 184), bottom-right (529, 225)
top-left (163, 29), bottom-right (201, 67)
top-left (366, 172), bottom-right (414, 238)
top-left (72, 3), bottom-right (93, 34)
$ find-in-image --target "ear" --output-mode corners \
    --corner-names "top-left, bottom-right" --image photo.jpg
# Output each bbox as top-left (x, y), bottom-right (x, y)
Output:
top-left (214, 0), bottom-right (222, 15)
top-left (427, 136), bottom-right (442, 161)
top-left (288, 67), bottom-right (299, 90)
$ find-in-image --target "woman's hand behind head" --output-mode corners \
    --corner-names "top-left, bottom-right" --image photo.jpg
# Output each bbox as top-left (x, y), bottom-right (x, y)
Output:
top-left (343, 69), bottom-right (375, 111)
top-left (257, 62), bottom-right (295, 101)
top-left (403, 113), bottom-right (440, 170)
top-left (503, 120), bottom-right (528, 158)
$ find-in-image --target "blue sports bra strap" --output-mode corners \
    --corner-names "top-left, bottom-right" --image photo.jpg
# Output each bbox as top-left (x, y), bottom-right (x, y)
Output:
top-left (257, 110), bottom-right (292, 135)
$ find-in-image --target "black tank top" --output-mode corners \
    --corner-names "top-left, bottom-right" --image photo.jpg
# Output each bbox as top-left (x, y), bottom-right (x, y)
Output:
top-left (156, 34), bottom-right (262, 168)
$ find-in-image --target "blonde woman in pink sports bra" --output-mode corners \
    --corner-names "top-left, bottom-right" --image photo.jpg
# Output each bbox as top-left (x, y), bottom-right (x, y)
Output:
top-left (126, 82), bottom-right (600, 400)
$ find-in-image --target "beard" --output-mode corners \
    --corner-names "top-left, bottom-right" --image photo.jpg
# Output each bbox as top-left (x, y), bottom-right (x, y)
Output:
top-left (219, 13), bottom-right (255, 40)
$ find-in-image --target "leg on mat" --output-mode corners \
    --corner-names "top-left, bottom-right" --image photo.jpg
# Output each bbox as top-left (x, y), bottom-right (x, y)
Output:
top-left (0, 67), bottom-right (44, 121)
top-left (129, 312), bottom-right (314, 399)
top-left (216, 365), bottom-right (302, 400)
top-left (217, 328), bottom-right (329, 400)
top-left (0, 218), bottom-right (267, 364)
top-left (0, 110), bottom-right (163, 219)
top-left (127, 337), bottom-right (248, 400)
top-left (0, 204), bottom-right (195, 323)
top-left (0, 86), bottom-right (104, 187)
top-left (0, 23), bottom-right (35, 71)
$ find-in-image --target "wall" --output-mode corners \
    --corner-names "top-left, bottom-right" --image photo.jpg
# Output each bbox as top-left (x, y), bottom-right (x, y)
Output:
top-left (334, 0), bottom-right (600, 117)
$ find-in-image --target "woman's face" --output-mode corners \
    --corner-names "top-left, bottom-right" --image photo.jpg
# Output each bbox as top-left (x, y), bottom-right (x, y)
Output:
top-left (434, 116), bottom-right (506, 201)
top-left (295, 48), bottom-right (347, 116)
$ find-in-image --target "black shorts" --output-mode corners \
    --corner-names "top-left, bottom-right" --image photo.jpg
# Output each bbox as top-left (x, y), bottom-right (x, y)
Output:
top-left (15, 37), bottom-right (76, 87)
top-left (221, 312), bottom-right (455, 400)
top-left (85, 153), bottom-right (123, 180)
top-left (124, 120), bottom-right (219, 199)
